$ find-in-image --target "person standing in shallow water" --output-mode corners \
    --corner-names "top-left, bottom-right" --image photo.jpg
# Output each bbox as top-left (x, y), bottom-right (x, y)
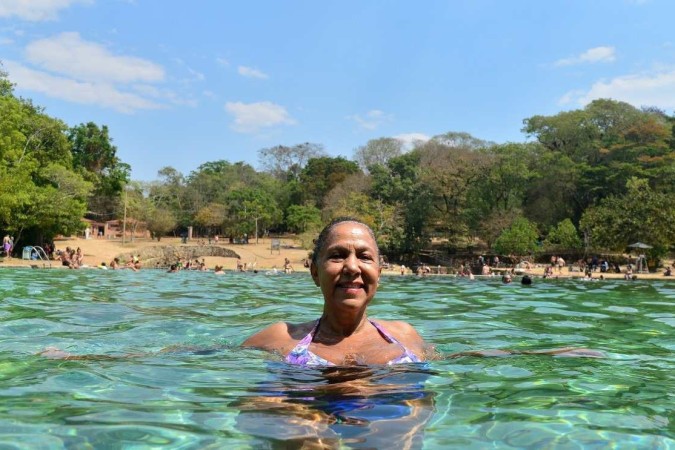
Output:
top-left (243, 217), bottom-right (428, 365)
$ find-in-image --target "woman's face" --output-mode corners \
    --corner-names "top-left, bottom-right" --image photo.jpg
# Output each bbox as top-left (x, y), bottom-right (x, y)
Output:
top-left (311, 222), bottom-right (382, 311)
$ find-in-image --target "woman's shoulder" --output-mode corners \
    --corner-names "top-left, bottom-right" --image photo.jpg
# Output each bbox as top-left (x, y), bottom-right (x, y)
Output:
top-left (373, 318), bottom-right (417, 333)
top-left (371, 319), bottom-right (425, 344)
top-left (372, 318), bottom-right (429, 359)
top-left (241, 320), bottom-right (316, 352)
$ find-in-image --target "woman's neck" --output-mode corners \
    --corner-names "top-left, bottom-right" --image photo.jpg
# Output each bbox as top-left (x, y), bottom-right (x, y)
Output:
top-left (316, 311), bottom-right (369, 341)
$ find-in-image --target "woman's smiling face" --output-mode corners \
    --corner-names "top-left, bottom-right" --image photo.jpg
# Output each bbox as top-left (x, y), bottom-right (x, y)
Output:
top-left (311, 222), bottom-right (381, 310)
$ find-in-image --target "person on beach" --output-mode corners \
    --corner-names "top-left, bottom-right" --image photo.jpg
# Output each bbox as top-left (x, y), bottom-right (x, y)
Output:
top-left (283, 257), bottom-right (293, 274)
top-left (243, 217), bottom-right (428, 365)
top-left (556, 256), bottom-right (566, 273)
top-left (2, 235), bottom-right (11, 258)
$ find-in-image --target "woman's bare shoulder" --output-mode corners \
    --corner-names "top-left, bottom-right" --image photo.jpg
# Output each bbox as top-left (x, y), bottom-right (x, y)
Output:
top-left (374, 319), bottom-right (421, 336)
top-left (241, 320), bottom-right (316, 353)
top-left (372, 319), bottom-right (427, 353)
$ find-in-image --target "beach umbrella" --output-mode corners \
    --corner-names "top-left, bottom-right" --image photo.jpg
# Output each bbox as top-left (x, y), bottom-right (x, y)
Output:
top-left (627, 242), bottom-right (652, 249)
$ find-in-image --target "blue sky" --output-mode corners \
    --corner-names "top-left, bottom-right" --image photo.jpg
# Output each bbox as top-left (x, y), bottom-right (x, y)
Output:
top-left (2, 0), bottom-right (674, 181)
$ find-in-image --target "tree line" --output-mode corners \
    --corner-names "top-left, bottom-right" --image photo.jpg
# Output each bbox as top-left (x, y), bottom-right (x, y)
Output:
top-left (1, 66), bottom-right (673, 264)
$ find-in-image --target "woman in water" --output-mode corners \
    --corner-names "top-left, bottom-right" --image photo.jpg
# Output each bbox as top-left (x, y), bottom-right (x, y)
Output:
top-left (243, 217), bottom-right (600, 365)
top-left (243, 217), bottom-right (427, 366)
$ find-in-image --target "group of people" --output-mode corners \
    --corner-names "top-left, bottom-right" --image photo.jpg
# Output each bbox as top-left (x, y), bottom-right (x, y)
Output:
top-left (95, 254), bottom-right (140, 271)
top-left (166, 258), bottom-right (208, 273)
top-left (57, 247), bottom-right (84, 268)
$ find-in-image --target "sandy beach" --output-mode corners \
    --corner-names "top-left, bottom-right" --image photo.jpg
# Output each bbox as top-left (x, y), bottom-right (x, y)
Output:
top-left (1, 235), bottom-right (672, 280)
top-left (2, 236), bottom-right (312, 273)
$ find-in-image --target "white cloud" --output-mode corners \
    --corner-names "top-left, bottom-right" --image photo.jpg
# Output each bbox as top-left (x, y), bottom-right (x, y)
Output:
top-left (237, 66), bottom-right (269, 79)
top-left (393, 133), bottom-right (430, 149)
top-left (554, 46), bottom-right (616, 67)
top-left (25, 32), bottom-right (164, 83)
top-left (216, 57), bottom-right (230, 67)
top-left (132, 84), bottom-right (197, 107)
top-left (0, 0), bottom-right (91, 21)
top-left (3, 60), bottom-right (162, 113)
top-left (348, 109), bottom-right (393, 130)
top-left (225, 101), bottom-right (295, 133)
top-left (559, 70), bottom-right (675, 109)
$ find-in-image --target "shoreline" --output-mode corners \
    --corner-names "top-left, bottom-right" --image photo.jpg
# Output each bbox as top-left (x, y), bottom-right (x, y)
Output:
top-left (1, 236), bottom-right (672, 281)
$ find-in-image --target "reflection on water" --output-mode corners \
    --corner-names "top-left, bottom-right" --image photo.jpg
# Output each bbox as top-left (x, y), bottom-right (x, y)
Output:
top-left (0, 268), bottom-right (674, 448)
top-left (235, 364), bottom-right (435, 448)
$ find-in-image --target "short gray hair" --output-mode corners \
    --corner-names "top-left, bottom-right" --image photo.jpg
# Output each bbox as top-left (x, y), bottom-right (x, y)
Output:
top-left (311, 217), bottom-right (379, 266)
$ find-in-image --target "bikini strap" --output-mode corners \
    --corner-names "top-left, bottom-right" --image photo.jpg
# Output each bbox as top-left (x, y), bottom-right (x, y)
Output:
top-left (369, 319), bottom-right (400, 344)
top-left (369, 319), bottom-right (419, 361)
top-left (297, 319), bottom-right (321, 347)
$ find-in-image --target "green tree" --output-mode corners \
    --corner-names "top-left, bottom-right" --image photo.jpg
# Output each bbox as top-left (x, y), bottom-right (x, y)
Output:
top-left (298, 156), bottom-right (360, 208)
top-left (493, 217), bottom-right (539, 258)
top-left (194, 202), bottom-right (227, 236)
top-left (146, 208), bottom-right (177, 241)
top-left (68, 122), bottom-right (130, 219)
top-left (225, 188), bottom-right (281, 242)
top-left (286, 204), bottom-right (322, 233)
top-left (0, 71), bottom-right (89, 246)
top-left (369, 151), bottom-right (432, 259)
top-left (543, 218), bottom-right (582, 251)
top-left (417, 136), bottom-right (491, 243)
top-left (579, 177), bottom-right (675, 260)
top-left (148, 166), bottom-right (188, 228)
top-left (523, 99), bottom-right (674, 224)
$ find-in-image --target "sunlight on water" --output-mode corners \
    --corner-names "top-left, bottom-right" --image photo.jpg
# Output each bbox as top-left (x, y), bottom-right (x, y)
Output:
top-left (1, 268), bottom-right (673, 448)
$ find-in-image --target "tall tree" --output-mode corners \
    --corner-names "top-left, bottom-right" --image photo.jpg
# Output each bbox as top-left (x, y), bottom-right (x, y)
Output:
top-left (579, 177), bottom-right (675, 259)
top-left (369, 151), bottom-right (432, 259)
top-left (543, 218), bottom-right (582, 252)
top-left (68, 122), bottom-right (130, 218)
top-left (257, 142), bottom-right (326, 181)
top-left (298, 156), bottom-right (360, 208)
top-left (225, 188), bottom-right (281, 241)
top-left (0, 71), bottom-right (89, 245)
top-left (417, 137), bottom-right (490, 242)
top-left (523, 99), bottom-right (674, 224)
top-left (493, 217), bottom-right (539, 259)
top-left (353, 137), bottom-right (403, 173)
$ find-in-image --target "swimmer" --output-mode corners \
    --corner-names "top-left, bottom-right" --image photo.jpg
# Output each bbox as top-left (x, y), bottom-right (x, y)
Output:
top-left (243, 218), bottom-right (428, 365)
top-left (283, 258), bottom-right (293, 274)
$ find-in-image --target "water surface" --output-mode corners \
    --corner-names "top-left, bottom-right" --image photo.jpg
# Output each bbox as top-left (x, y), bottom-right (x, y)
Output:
top-left (1, 268), bottom-right (673, 448)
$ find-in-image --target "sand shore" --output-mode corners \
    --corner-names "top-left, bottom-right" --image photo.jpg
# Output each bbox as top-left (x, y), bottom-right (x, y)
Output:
top-left (1, 236), bottom-right (672, 280)
top-left (1, 236), bottom-right (312, 273)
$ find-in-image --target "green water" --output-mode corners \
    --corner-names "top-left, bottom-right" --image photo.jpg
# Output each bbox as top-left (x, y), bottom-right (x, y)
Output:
top-left (0, 268), bottom-right (673, 449)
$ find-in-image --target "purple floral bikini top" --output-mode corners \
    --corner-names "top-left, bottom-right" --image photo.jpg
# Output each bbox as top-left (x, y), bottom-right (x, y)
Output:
top-left (285, 319), bottom-right (422, 366)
